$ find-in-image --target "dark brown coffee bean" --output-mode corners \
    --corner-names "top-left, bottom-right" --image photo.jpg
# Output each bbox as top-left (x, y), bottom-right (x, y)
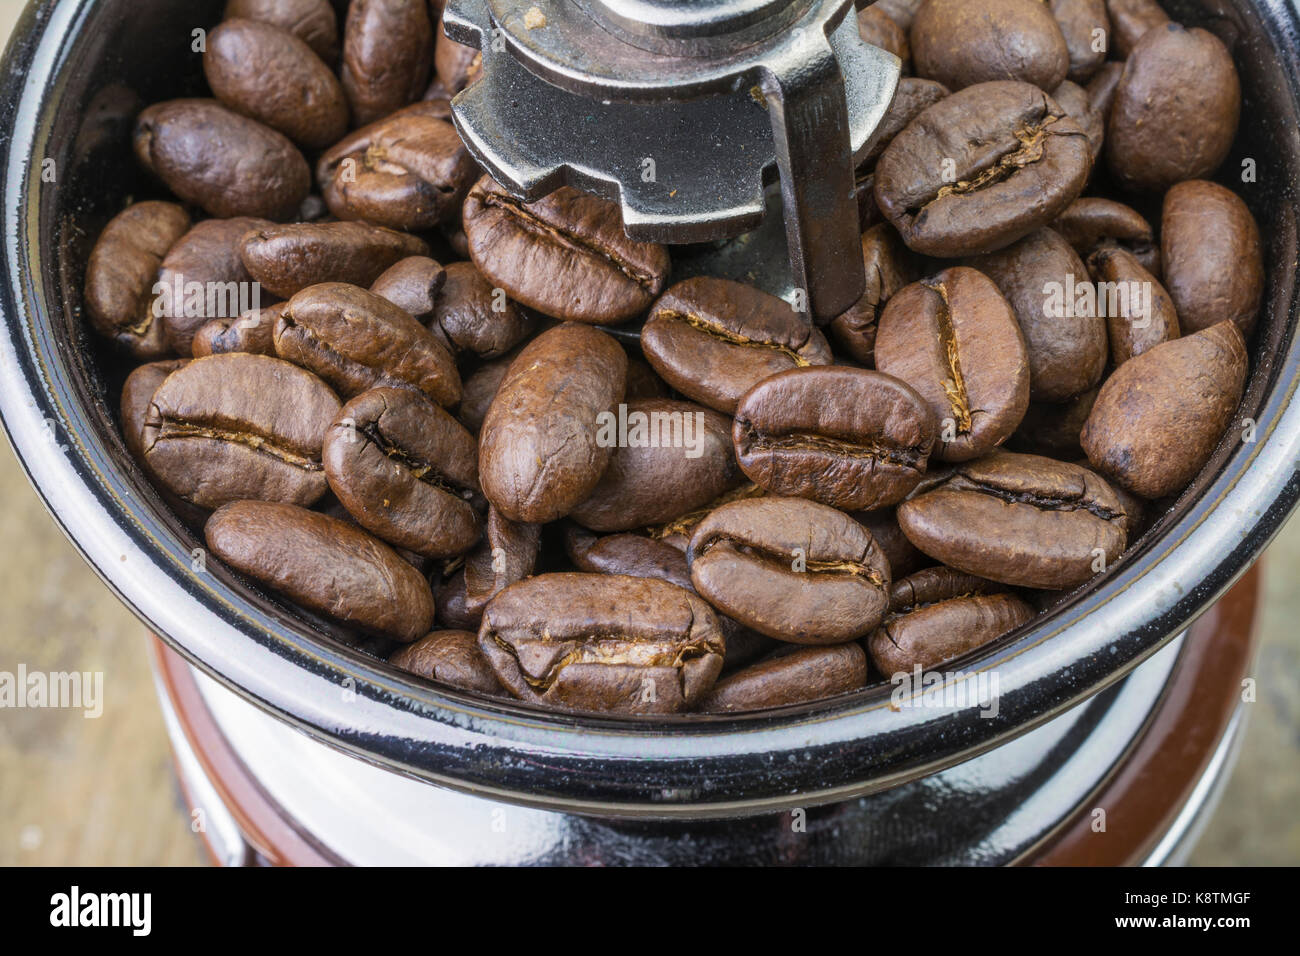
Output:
top-left (1081, 322), bottom-right (1248, 499)
top-left (84, 201), bottom-right (191, 358)
top-left (276, 282), bottom-right (461, 405)
top-left (875, 267), bottom-right (1029, 462)
top-left (428, 261), bottom-right (534, 359)
top-left (1085, 61), bottom-right (1124, 118)
top-left (867, 566), bottom-right (1033, 674)
top-left (1105, 0), bottom-right (1169, 57)
top-left (463, 178), bottom-right (671, 324)
top-left (479, 323), bottom-right (627, 522)
top-left (368, 255), bottom-right (445, 325)
top-left (698, 643), bottom-right (868, 713)
top-left (241, 221), bottom-right (429, 299)
top-left (192, 303), bottom-right (284, 357)
top-left (204, 18), bottom-right (347, 149)
top-left (688, 496), bottom-right (891, 644)
top-left (641, 277), bottom-right (832, 414)
top-left (734, 367), bottom-right (936, 510)
top-left (967, 227), bottom-right (1106, 402)
top-left (1085, 245), bottom-right (1180, 366)
top-left (897, 451), bottom-right (1127, 589)
top-left (851, 507), bottom-right (927, 579)
top-left (874, 81), bottom-right (1092, 256)
top-left (911, 0), bottom-right (1069, 91)
top-left (1050, 0), bottom-right (1109, 82)
top-left (829, 224), bottom-right (917, 366)
top-left (479, 573), bottom-right (725, 714)
top-left (120, 359), bottom-right (189, 462)
top-left (1050, 80), bottom-right (1103, 163)
top-left (875, 0), bottom-right (923, 31)
top-left (456, 354), bottom-right (511, 434)
top-left (567, 399), bottom-right (741, 532)
top-left (624, 358), bottom-right (671, 401)
top-left (858, 6), bottom-right (910, 71)
top-left (1052, 198), bottom-right (1160, 276)
top-left (860, 78), bottom-right (950, 169)
top-left (341, 0), bottom-right (434, 126)
top-left (458, 507), bottom-right (541, 619)
top-left (134, 99), bottom-right (310, 220)
top-left (643, 482), bottom-right (768, 552)
top-left (157, 217), bottom-right (272, 356)
top-left (317, 101), bottom-right (479, 231)
top-left (142, 353), bottom-right (340, 509)
top-left (434, 13), bottom-right (482, 92)
top-left (224, 0), bottom-right (339, 65)
top-left (1011, 386), bottom-right (1098, 460)
top-left (206, 500), bottom-right (435, 641)
top-left (1161, 180), bottom-right (1264, 337)
top-left (323, 386), bottom-right (481, 558)
top-left (388, 630), bottom-right (503, 694)
top-left (1107, 24), bottom-right (1240, 192)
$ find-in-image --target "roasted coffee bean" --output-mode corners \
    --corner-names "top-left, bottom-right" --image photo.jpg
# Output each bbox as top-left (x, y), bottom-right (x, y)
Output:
top-left (388, 630), bottom-right (503, 694)
top-left (853, 170), bottom-right (885, 232)
top-left (157, 217), bottom-right (272, 356)
top-left (1050, 80), bottom-right (1103, 164)
top-left (426, 261), bottom-right (534, 359)
top-left (1107, 24), bottom-right (1240, 192)
top-left (368, 255), bottom-right (446, 324)
top-left (1053, 198), bottom-right (1160, 276)
top-left (875, 267), bottom-right (1030, 462)
top-left (84, 201), bottom-right (190, 358)
top-left (479, 574), bottom-right (725, 714)
top-left (1050, 0), bottom-right (1109, 82)
top-left (875, 0), bottom-right (923, 31)
top-left (206, 500), bottom-right (434, 641)
top-left (897, 451), bottom-right (1127, 589)
top-left (142, 353), bottom-right (340, 510)
top-left (968, 228), bottom-right (1106, 402)
top-left (911, 0), bottom-right (1069, 92)
top-left (874, 81), bottom-right (1092, 257)
top-left (1105, 0), bottom-right (1169, 57)
top-left (241, 221), bottom-right (429, 299)
top-left (852, 507), bottom-right (927, 579)
top-left (479, 323), bottom-right (627, 523)
top-left (456, 354), bottom-right (511, 434)
top-left (699, 643), bottom-right (868, 713)
top-left (867, 566), bottom-right (1033, 674)
top-left (317, 101), bottom-right (478, 231)
top-left (641, 277), bottom-right (832, 414)
top-left (858, 6), bottom-right (910, 71)
top-left (1161, 180), bottom-right (1264, 337)
top-left (625, 358), bottom-right (671, 401)
top-left (458, 507), bottom-right (541, 618)
top-left (1011, 386), bottom-right (1098, 460)
top-left (569, 399), bottom-right (741, 532)
top-left (323, 387), bottom-right (481, 558)
top-left (434, 12), bottom-right (482, 92)
top-left (134, 99), bottom-right (310, 220)
top-left (204, 18), bottom-right (347, 149)
top-left (1085, 61), bottom-right (1124, 119)
top-left (120, 359), bottom-right (189, 461)
top-left (860, 78), bottom-right (950, 169)
top-left (733, 367), bottom-right (936, 511)
top-left (224, 0), bottom-right (339, 65)
top-left (341, 0), bottom-right (434, 126)
top-left (275, 282), bottom-right (461, 405)
top-left (640, 482), bottom-right (767, 553)
top-left (829, 224), bottom-right (917, 366)
top-left (1081, 322), bottom-right (1248, 499)
top-left (688, 496), bottom-right (891, 644)
top-left (463, 178), bottom-right (671, 324)
top-left (1086, 245), bottom-right (1180, 366)
top-left (192, 303), bottom-right (284, 357)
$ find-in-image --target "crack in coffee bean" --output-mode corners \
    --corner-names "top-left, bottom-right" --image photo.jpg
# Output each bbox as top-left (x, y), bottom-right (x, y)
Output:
top-left (929, 119), bottom-right (1058, 207)
top-left (149, 418), bottom-right (323, 471)
top-left (926, 280), bottom-right (975, 434)
top-left (659, 310), bottom-right (815, 366)
top-left (358, 421), bottom-right (475, 500)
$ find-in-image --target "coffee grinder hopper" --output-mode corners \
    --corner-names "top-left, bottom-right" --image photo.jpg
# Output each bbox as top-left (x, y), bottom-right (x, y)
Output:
top-left (442, 0), bottom-right (902, 322)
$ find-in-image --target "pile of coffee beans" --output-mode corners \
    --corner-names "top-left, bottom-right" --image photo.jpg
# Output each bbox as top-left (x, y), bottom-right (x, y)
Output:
top-left (85, 0), bottom-right (1263, 716)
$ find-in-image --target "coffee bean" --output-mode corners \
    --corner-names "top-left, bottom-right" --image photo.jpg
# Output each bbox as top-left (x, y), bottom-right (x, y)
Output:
top-left (428, 261), bottom-right (535, 359)
top-left (388, 630), bottom-right (503, 695)
top-left (224, 0), bottom-right (339, 65)
top-left (1161, 180), bottom-right (1264, 337)
top-left (1081, 322), bottom-right (1248, 499)
top-left (1052, 198), bottom-right (1160, 276)
top-left (734, 367), bottom-right (936, 510)
top-left (858, 6), bottom-right (910, 71)
top-left (142, 353), bottom-right (340, 509)
top-left (625, 358), bottom-right (672, 401)
top-left (275, 282), bottom-right (461, 405)
top-left (1050, 79), bottom-right (1104, 164)
top-left (1086, 245), bottom-right (1180, 366)
top-left (1011, 387), bottom-right (1098, 460)
top-left (241, 221), bottom-right (429, 299)
top-left (459, 507), bottom-right (541, 618)
top-left (134, 99), bottom-right (310, 220)
top-left (852, 506), bottom-right (927, 579)
top-left (698, 643), bottom-right (868, 713)
top-left (829, 223), bottom-right (917, 366)
top-left (368, 255), bottom-right (446, 325)
top-left (479, 323), bottom-right (627, 522)
top-left (204, 18), bottom-right (347, 149)
top-left (1105, 0), bottom-right (1169, 58)
top-left (206, 500), bottom-right (435, 641)
top-left (875, 0), bottom-right (923, 31)
top-left (84, 201), bottom-right (190, 358)
top-left (968, 228), bottom-right (1106, 402)
top-left (641, 277), bottom-right (832, 414)
top-left (1107, 24), bottom-right (1240, 192)
top-left (192, 303), bottom-right (284, 357)
top-left (867, 566), bottom-right (1033, 674)
top-left (1085, 61), bottom-right (1124, 118)
top-left (688, 496), bottom-right (891, 644)
top-left (434, 11), bottom-right (482, 92)
top-left (875, 267), bottom-right (1030, 462)
top-left (1050, 0), bottom-right (1110, 82)
top-left (456, 354), bottom-right (511, 434)
top-left (120, 359), bottom-right (189, 462)
top-left (463, 177), bottom-right (671, 324)
top-left (897, 451), bottom-right (1127, 589)
top-left (911, 0), bottom-right (1069, 92)
top-left (323, 386), bottom-right (481, 558)
top-left (479, 573), bottom-right (725, 714)
top-left (341, 0), bottom-right (434, 126)
top-left (860, 78), bottom-right (950, 174)
top-left (874, 81), bottom-right (1092, 256)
